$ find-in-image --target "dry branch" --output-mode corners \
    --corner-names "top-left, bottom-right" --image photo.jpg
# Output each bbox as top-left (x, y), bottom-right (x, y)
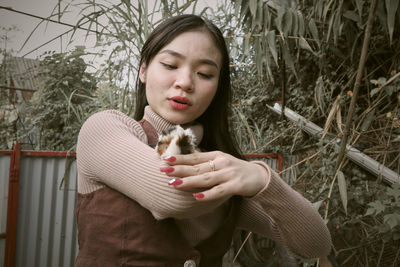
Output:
top-left (335, 0), bottom-right (379, 171)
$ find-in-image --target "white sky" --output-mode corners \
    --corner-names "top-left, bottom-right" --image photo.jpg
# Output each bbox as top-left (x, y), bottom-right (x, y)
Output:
top-left (0, 0), bottom-right (97, 59)
top-left (0, 0), bottom-right (219, 61)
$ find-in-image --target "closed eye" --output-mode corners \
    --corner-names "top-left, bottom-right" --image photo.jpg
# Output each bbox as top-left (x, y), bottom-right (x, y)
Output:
top-left (160, 62), bottom-right (177, 70)
top-left (198, 72), bottom-right (213, 79)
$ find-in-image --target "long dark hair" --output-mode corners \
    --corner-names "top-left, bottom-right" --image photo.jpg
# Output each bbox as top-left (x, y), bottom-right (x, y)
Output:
top-left (134, 14), bottom-right (243, 159)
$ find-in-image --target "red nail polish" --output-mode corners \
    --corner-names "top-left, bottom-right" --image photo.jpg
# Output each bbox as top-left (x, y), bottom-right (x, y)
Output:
top-left (193, 193), bottom-right (204, 199)
top-left (162, 155), bottom-right (176, 162)
top-left (168, 178), bottom-right (183, 186)
top-left (160, 167), bottom-right (174, 173)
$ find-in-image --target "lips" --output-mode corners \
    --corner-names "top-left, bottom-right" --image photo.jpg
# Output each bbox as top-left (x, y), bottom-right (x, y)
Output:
top-left (170, 96), bottom-right (191, 105)
top-left (169, 96), bottom-right (191, 110)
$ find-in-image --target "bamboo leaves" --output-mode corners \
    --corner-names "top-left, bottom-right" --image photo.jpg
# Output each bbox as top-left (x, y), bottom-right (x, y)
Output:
top-left (274, 6), bottom-right (285, 34)
top-left (139, 0), bottom-right (149, 38)
top-left (282, 9), bottom-right (293, 36)
top-left (249, 0), bottom-right (257, 18)
top-left (263, 3), bottom-right (271, 29)
top-left (322, 96), bottom-right (341, 138)
top-left (255, 35), bottom-right (262, 75)
top-left (297, 10), bottom-right (305, 36)
top-left (355, 0), bottom-right (365, 19)
top-left (360, 108), bottom-right (376, 131)
top-left (299, 37), bottom-right (316, 56)
top-left (235, 0), bottom-right (242, 18)
top-left (281, 42), bottom-right (297, 78)
top-left (337, 171), bottom-right (348, 215)
top-left (308, 18), bottom-right (320, 47)
top-left (314, 76), bottom-right (326, 113)
top-left (252, 0), bottom-right (263, 30)
top-left (234, 0), bottom-right (399, 86)
top-left (233, 1), bottom-right (334, 79)
top-left (385, 0), bottom-right (399, 44)
top-left (326, 7), bottom-right (342, 44)
top-left (266, 30), bottom-right (278, 65)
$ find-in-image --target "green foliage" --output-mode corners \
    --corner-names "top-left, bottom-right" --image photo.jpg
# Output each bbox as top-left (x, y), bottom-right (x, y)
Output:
top-left (19, 47), bottom-right (98, 151)
top-left (365, 184), bottom-right (400, 241)
top-left (304, 164), bottom-right (399, 265)
top-left (0, 26), bottom-right (21, 149)
top-left (224, 0), bottom-right (400, 265)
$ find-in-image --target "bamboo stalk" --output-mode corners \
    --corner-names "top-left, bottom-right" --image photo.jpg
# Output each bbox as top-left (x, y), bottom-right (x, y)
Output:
top-left (0, 85), bottom-right (36, 92)
top-left (267, 103), bottom-right (400, 184)
top-left (335, 0), bottom-right (378, 171)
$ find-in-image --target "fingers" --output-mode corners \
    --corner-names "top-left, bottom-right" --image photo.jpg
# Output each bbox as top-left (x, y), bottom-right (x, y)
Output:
top-left (160, 151), bottom-right (229, 178)
top-left (193, 181), bottom-right (238, 202)
top-left (165, 167), bottom-right (239, 202)
top-left (160, 160), bottom-right (216, 178)
top-left (159, 151), bottom-right (265, 202)
top-left (162, 151), bottom-right (222, 166)
top-left (172, 169), bottom-right (228, 189)
top-left (160, 157), bottom-right (234, 201)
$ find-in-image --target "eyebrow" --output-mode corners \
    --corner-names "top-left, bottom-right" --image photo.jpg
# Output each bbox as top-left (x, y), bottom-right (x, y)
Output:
top-left (159, 49), bottom-right (219, 69)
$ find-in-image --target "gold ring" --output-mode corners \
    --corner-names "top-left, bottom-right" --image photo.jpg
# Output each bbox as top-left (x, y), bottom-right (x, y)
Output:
top-left (208, 160), bottom-right (216, 172)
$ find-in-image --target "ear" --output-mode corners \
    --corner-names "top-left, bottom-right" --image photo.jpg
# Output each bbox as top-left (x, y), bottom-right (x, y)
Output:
top-left (139, 63), bottom-right (147, 83)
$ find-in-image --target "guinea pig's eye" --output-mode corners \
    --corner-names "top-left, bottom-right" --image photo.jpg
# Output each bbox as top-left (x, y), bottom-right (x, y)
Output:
top-left (159, 138), bottom-right (171, 147)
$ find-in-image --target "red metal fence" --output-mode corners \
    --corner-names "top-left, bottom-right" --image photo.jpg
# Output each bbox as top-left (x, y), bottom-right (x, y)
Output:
top-left (0, 143), bottom-right (76, 267)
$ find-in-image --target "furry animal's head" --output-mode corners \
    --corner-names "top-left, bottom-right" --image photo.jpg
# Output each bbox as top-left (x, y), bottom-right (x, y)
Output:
top-left (156, 125), bottom-right (197, 156)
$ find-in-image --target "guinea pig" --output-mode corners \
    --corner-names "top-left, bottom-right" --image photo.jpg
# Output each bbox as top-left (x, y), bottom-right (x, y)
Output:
top-left (155, 125), bottom-right (197, 157)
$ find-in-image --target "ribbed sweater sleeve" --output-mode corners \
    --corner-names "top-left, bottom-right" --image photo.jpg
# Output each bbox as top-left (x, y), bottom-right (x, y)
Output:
top-left (77, 108), bottom-right (332, 257)
top-left (76, 110), bottom-right (225, 220)
top-left (236, 161), bottom-right (332, 259)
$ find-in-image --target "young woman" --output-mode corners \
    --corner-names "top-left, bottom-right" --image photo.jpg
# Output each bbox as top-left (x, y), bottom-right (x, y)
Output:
top-left (75, 14), bottom-right (332, 266)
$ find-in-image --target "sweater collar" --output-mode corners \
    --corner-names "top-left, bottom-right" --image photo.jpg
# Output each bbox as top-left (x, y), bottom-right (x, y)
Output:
top-left (143, 105), bottom-right (203, 145)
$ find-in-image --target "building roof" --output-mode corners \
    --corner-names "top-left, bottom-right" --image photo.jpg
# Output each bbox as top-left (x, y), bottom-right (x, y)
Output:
top-left (1, 56), bottom-right (40, 102)
top-left (5, 56), bottom-right (40, 91)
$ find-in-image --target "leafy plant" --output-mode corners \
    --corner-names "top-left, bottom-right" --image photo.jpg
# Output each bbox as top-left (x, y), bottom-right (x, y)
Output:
top-left (0, 26), bottom-right (22, 149)
top-left (365, 184), bottom-right (400, 241)
top-left (18, 47), bottom-right (99, 151)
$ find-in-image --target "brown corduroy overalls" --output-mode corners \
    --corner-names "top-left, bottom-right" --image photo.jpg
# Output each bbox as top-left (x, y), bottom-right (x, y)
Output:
top-left (75, 119), bottom-right (238, 267)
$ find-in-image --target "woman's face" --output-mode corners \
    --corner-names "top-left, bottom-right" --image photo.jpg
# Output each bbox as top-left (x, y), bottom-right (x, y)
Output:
top-left (139, 30), bottom-right (221, 125)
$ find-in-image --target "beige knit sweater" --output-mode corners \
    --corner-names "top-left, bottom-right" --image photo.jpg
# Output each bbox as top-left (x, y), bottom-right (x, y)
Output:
top-left (76, 106), bottom-right (332, 259)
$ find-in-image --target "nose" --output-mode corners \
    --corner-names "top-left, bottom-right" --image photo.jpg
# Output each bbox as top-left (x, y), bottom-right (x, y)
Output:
top-left (174, 69), bottom-right (194, 92)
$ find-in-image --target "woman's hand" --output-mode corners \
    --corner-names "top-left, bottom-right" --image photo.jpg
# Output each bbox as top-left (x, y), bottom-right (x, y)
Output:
top-left (160, 151), bottom-right (269, 201)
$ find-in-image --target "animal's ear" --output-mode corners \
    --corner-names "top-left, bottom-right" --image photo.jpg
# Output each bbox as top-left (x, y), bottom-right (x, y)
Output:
top-left (139, 63), bottom-right (147, 83)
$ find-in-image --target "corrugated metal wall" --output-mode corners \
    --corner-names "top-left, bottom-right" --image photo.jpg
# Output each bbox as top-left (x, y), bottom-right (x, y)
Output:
top-left (0, 154), bottom-right (78, 267)
top-left (0, 154), bottom-right (11, 265)
top-left (248, 155), bottom-right (299, 184)
top-left (0, 152), bottom-right (297, 267)
top-left (282, 155), bottom-right (300, 184)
